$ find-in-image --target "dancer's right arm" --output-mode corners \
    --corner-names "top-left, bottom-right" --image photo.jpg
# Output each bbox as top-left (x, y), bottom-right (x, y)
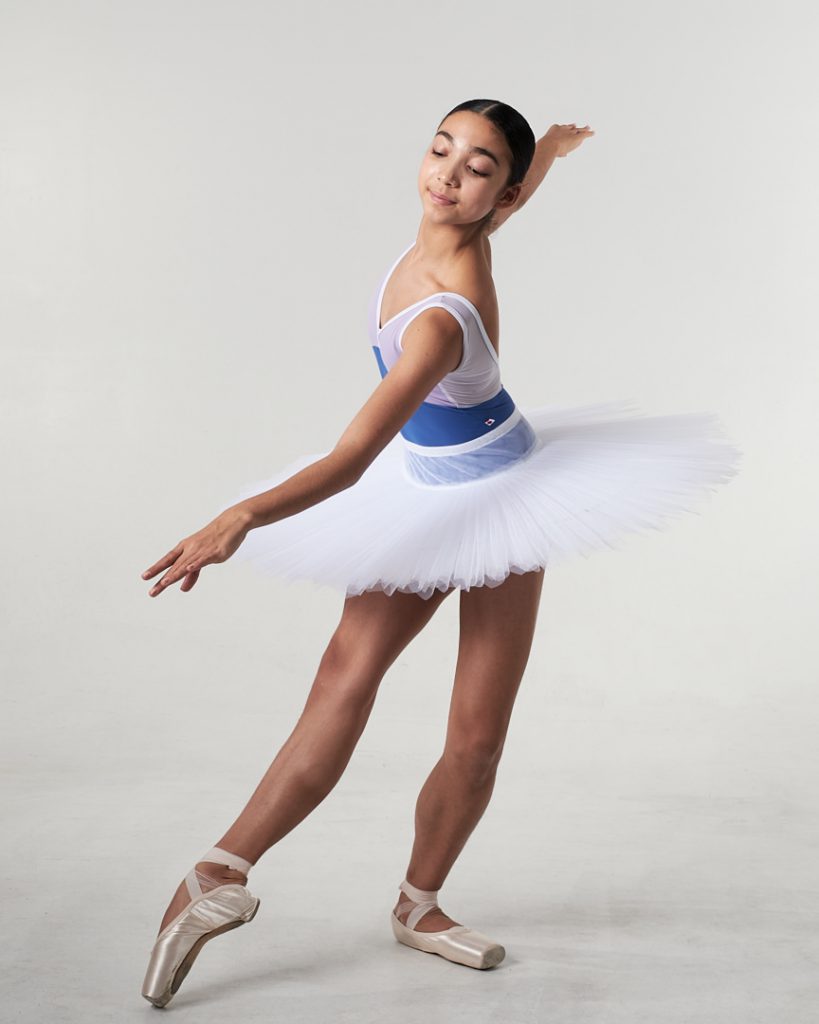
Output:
top-left (141, 308), bottom-right (463, 596)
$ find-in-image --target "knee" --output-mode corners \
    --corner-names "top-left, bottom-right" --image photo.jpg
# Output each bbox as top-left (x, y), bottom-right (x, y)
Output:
top-left (443, 735), bottom-right (504, 787)
top-left (309, 634), bottom-right (383, 714)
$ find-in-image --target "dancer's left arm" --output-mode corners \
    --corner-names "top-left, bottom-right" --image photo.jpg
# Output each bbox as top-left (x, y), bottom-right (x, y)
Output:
top-left (488, 122), bottom-right (595, 234)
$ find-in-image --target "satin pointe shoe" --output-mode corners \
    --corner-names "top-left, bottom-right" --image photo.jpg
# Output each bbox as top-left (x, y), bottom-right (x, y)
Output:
top-left (141, 846), bottom-right (260, 1008)
top-left (390, 878), bottom-right (505, 970)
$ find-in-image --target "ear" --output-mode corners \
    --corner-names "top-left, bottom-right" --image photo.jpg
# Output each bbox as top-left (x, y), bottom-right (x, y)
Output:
top-left (486, 182), bottom-right (527, 235)
top-left (495, 182), bottom-right (524, 211)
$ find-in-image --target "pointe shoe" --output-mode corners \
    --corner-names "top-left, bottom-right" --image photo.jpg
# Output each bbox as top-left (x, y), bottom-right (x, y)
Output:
top-left (390, 878), bottom-right (505, 970)
top-left (141, 846), bottom-right (260, 1008)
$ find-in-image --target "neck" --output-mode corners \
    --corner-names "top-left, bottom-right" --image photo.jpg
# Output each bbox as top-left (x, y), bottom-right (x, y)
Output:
top-left (411, 221), bottom-right (484, 268)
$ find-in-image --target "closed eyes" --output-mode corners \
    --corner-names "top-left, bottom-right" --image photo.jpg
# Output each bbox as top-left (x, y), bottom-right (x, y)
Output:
top-left (431, 149), bottom-right (489, 177)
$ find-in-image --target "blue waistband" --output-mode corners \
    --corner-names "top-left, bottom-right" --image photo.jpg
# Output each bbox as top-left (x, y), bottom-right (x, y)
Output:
top-left (372, 345), bottom-right (515, 446)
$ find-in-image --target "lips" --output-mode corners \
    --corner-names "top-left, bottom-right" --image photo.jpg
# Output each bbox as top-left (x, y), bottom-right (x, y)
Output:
top-left (430, 190), bottom-right (456, 205)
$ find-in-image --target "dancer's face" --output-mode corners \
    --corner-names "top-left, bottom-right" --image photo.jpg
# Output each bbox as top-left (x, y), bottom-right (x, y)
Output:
top-left (417, 111), bottom-right (520, 227)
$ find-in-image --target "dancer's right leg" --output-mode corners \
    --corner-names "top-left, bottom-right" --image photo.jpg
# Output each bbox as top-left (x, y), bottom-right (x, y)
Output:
top-left (156, 584), bottom-right (455, 935)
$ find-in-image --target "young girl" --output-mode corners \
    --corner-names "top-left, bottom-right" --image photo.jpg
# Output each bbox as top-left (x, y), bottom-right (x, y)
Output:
top-left (140, 99), bottom-right (742, 1006)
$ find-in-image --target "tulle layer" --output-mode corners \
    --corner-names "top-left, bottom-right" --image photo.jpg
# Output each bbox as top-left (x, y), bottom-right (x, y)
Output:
top-left (218, 399), bottom-right (743, 600)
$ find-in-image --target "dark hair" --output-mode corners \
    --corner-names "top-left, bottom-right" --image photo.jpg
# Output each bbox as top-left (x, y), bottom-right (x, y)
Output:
top-left (438, 98), bottom-right (536, 231)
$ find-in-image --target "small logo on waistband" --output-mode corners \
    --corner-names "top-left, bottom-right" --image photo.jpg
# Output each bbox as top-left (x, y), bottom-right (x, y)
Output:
top-left (484, 418), bottom-right (495, 426)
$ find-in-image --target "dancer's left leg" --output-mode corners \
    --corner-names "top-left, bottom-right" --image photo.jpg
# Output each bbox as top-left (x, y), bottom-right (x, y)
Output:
top-left (393, 568), bottom-right (545, 932)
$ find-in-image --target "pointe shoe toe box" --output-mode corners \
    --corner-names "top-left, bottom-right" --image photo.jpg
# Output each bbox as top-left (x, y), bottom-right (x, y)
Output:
top-left (391, 912), bottom-right (505, 970)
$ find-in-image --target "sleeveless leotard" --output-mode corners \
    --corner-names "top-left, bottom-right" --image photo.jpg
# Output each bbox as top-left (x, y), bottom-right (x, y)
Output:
top-left (369, 241), bottom-right (539, 486)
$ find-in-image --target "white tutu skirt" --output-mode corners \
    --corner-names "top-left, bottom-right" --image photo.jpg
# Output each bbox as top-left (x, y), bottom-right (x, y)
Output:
top-left (218, 400), bottom-right (743, 600)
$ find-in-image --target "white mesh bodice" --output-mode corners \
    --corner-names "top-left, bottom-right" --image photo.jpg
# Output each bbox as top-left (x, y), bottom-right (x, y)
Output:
top-left (369, 242), bottom-right (503, 408)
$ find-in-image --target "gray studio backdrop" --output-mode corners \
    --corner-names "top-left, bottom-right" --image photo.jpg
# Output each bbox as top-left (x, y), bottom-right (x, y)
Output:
top-left (2, 1), bottom-right (817, 1022)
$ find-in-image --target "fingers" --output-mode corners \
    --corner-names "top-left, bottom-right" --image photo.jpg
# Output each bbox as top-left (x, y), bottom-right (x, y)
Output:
top-left (144, 547), bottom-right (211, 596)
top-left (179, 569), bottom-right (201, 593)
top-left (147, 563), bottom-right (192, 597)
top-left (143, 546), bottom-right (202, 597)
top-left (148, 573), bottom-right (176, 597)
top-left (141, 546), bottom-right (183, 581)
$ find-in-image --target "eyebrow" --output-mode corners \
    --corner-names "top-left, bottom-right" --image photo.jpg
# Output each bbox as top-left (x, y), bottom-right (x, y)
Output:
top-left (434, 130), bottom-right (500, 167)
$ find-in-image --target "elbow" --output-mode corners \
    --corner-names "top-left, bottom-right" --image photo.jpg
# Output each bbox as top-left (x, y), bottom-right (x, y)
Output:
top-left (328, 443), bottom-right (371, 489)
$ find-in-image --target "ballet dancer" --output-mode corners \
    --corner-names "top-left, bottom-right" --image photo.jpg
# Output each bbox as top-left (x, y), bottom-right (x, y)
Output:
top-left (140, 99), bottom-right (739, 1006)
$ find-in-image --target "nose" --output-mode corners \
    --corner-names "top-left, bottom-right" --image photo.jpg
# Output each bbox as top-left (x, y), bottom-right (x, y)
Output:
top-left (436, 160), bottom-right (456, 187)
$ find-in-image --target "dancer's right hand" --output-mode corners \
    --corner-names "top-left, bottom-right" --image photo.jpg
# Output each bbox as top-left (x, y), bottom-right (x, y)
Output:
top-left (141, 505), bottom-right (253, 597)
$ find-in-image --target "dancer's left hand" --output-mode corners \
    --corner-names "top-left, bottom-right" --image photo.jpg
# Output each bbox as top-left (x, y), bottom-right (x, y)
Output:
top-left (141, 506), bottom-right (252, 597)
top-left (545, 123), bottom-right (594, 158)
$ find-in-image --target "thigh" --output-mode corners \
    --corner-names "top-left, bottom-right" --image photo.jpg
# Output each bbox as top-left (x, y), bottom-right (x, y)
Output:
top-left (445, 569), bottom-right (546, 753)
top-left (309, 584), bottom-right (457, 705)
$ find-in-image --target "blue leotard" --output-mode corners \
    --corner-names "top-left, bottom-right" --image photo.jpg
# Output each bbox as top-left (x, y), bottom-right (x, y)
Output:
top-left (370, 241), bottom-right (538, 485)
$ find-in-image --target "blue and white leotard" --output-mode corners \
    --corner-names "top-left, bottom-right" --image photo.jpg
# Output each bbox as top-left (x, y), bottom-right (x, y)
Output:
top-left (370, 241), bottom-right (539, 487)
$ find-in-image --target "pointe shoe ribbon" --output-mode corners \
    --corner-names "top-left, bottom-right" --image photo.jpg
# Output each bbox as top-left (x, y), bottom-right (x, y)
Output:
top-left (391, 877), bottom-right (505, 970)
top-left (141, 846), bottom-right (260, 1008)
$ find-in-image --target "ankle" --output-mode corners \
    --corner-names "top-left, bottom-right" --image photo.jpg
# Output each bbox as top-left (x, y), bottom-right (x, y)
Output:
top-left (393, 883), bottom-right (460, 932)
top-left (400, 878), bottom-right (440, 904)
top-left (205, 844), bottom-right (255, 875)
top-left (194, 862), bottom-right (247, 890)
